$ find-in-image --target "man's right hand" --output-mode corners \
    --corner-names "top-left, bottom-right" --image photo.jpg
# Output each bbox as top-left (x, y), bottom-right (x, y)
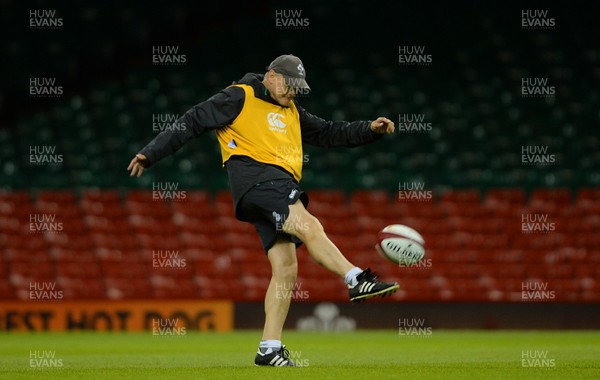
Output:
top-left (127, 153), bottom-right (148, 177)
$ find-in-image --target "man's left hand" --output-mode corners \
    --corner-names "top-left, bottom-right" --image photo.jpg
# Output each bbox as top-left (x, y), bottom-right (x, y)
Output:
top-left (370, 117), bottom-right (395, 134)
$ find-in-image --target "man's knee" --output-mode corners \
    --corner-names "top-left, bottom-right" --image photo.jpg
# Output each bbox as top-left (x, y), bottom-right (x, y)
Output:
top-left (270, 258), bottom-right (298, 280)
top-left (268, 241), bottom-right (298, 279)
top-left (283, 203), bottom-right (325, 242)
top-left (294, 215), bottom-right (325, 242)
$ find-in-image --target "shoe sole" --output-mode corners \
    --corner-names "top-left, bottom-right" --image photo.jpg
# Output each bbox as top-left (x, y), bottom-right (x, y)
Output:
top-left (350, 284), bottom-right (400, 303)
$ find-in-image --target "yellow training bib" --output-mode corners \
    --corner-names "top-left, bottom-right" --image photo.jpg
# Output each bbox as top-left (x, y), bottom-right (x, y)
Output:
top-left (216, 84), bottom-right (303, 181)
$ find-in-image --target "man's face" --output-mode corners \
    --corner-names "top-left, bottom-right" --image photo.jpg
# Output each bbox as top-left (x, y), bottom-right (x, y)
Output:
top-left (268, 71), bottom-right (296, 107)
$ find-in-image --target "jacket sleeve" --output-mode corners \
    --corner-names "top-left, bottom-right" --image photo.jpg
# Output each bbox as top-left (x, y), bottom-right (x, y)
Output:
top-left (139, 86), bottom-right (244, 167)
top-left (297, 103), bottom-right (383, 148)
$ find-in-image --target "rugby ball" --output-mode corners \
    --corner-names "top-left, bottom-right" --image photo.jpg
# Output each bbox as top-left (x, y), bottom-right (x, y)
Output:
top-left (376, 224), bottom-right (425, 266)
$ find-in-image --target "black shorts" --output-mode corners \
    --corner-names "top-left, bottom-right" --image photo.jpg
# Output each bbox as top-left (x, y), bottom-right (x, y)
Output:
top-left (237, 179), bottom-right (309, 252)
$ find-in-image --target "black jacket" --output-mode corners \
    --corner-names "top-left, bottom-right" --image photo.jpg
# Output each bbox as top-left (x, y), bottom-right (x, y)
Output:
top-left (138, 73), bottom-right (382, 214)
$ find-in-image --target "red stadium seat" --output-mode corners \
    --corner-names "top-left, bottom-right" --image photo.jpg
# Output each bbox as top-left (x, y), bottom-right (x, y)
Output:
top-left (55, 259), bottom-right (102, 278)
top-left (445, 278), bottom-right (487, 301)
top-left (176, 215), bottom-right (222, 234)
top-left (294, 278), bottom-right (346, 301)
top-left (410, 202), bottom-right (447, 219)
top-left (81, 201), bottom-right (127, 218)
top-left (126, 199), bottom-right (171, 218)
top-left (172, 199), bottom-right (215, 219)
top-left (243, 260), bottom-right (271, 277)
top-left (214, 191), bottom-right (234, 218)
top-left (351, 202), bottom-right (394, 220)
top-left (309, 189), bottom-right (346, 205)
top-left (530, 188), bottom-right (572, 204)
top-left (576, 188), bottom-right (600, 202)
top-left (9, 260), bottom-right (55, 282)
top-left (485, 188), bottom-right (526, 204)
top-left (57, 278), bottom-right (105, 299)
top-left (37, 190), bottom-right (77, 204)
top-left (440, 189), bottom-right (481, 204)
top-left (181, 232), bottom-right (215, 250)
top-left (321, 216), bottom-right (359, 235)
top-left (104, 278), bottom-right (152, 299)
top-left (150, 275), bottom-right (198, 299)
top-left (0, 258), bottom-right (8, 278)
top-left (81, 189), bottom-right (121, 203)
top-left (196, 276), bottom-right (241, 300)
top-left (0, 280), bottom-right (16, 299)
top-left (356, 216), bottom-right (389, 235)
top-left (0, 188), bottom-right (595, 303)
top-left (0, 191), bottom-right (32, 205)
top-left (100, 259), bottom-right (148, 278)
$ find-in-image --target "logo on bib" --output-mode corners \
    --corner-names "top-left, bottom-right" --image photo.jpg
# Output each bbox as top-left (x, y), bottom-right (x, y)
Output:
top-left (267, 112), bottom-right (288, 134)
top-left (267, 112), bottom-right (286, 128)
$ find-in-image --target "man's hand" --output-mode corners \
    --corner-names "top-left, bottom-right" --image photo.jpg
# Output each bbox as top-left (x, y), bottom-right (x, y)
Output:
top-left (370, 117), bottom-right (395, 134)
top-left (127, 153), bottom-right (148, 177)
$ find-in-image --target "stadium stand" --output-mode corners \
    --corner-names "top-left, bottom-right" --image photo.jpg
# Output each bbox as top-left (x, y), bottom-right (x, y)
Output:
top-left (1, 189), bottom-right (599, 302)
top-left (1, 2), bottom-right (598, 305)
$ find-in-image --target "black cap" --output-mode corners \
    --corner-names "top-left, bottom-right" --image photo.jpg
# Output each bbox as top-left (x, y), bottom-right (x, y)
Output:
top-left (267, 54), bottom-right (310, 91)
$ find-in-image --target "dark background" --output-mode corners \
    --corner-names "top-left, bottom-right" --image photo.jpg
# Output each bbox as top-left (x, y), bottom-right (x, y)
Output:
top-left (2, 0), bottom-right (599, 192)
top-left (1, 0), bottom-right (599, 323)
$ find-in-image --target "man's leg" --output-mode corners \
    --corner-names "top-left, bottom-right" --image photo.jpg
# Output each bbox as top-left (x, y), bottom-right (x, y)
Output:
top-left (282, 200), bottom-right (353, 278)
top-left (255, 237), bottom-right (297, 366)
top-left (282, 199), bottom-right (399, 302)
top-left (262, 237), bottom-right (297, 340)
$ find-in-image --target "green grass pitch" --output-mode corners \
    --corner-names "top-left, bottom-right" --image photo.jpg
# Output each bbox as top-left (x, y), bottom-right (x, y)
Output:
top-left (1, 330), bottom-right (598, 379)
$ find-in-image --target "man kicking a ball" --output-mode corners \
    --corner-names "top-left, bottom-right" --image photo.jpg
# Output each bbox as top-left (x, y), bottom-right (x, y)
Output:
top-left (128, 54), bottom-right (399, 366)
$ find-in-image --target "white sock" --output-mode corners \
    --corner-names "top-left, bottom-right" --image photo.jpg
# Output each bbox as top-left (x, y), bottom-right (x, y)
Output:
top-left (344, 267), bottom-right (363, 287)
top-left (258, 339), bottom-right (281, 354)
